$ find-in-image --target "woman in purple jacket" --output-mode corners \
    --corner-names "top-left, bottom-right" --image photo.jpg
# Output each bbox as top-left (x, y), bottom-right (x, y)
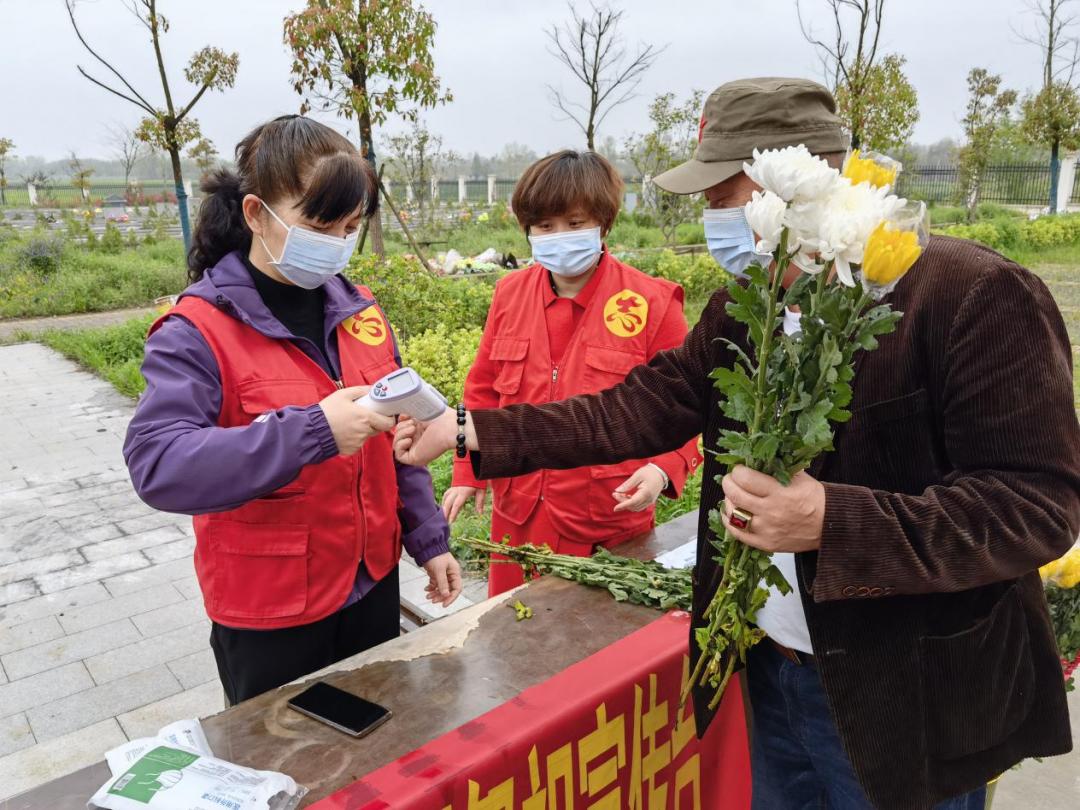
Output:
top-left (124, 115), bottom-right (460, 704)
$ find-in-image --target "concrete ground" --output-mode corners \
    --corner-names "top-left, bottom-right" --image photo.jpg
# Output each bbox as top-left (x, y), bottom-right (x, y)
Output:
top-left (0, 340), bottom-right (1076, 806)
top-left (0, 342), bottom-right (483, 799)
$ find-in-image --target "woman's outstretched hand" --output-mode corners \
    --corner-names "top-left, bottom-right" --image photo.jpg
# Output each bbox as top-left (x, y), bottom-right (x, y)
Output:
top-left (394, 409), bottom-right (461, 466)
top-left (422, 552), bottom-right (463, 607)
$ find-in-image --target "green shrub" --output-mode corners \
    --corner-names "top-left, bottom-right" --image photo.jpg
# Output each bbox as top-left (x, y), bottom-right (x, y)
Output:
top-left (941, 212), bottom-right (1080, 255)
top-left (99, 222), bottom-right (125, 255)
top-left (608, 218), bottom-right (666, 249)
top-left (649, 250), bottom-right (726, 302)
top-left (17, 232), bottom-right (65, 275)
top-left (400, 323), bottom-right (484, 405)
top-left (348, 253), bottom-right (496, 341)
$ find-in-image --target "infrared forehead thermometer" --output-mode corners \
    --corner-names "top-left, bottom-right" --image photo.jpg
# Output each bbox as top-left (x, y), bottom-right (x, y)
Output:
top-left (354, 367), bottom-right (448, 422)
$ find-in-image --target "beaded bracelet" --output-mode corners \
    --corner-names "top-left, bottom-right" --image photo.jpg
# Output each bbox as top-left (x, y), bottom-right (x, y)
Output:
top-left (456, 404), bottom-right (467, 459)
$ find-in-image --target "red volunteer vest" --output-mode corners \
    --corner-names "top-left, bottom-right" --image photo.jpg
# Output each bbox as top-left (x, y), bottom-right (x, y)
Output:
top-left (477, 255), bottom-right (686, 540)
top-left (150, 289), bottom-right (402, 630)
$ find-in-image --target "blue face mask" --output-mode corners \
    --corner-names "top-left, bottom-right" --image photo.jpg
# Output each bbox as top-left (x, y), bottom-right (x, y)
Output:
top-left (703, 207), bottom-right (772, 278)
top-left (258, 201), bottom-right (358, 289)
top-left (528, 227), bottom-right (603, 277)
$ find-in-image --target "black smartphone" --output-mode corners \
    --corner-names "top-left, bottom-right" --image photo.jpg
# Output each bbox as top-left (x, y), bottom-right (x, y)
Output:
top-left (287, 681), bottom-right (392, 738)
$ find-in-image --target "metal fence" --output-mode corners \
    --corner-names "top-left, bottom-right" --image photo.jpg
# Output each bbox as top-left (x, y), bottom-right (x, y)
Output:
top-left (1, 180), bottom-right (177, 208)
top-left (896, 163), bottom-right (1055, 206)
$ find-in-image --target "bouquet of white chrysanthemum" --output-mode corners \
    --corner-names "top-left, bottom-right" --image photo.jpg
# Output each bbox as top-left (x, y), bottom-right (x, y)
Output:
top-left (687, 145), bottom-right (928, 709)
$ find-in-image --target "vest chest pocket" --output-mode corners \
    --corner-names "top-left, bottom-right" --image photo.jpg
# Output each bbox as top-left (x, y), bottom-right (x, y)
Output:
top-left (236, 380), bottom-right (322, 421)
top-left (489, 337), bottom-right (529, 399)
top-left (583, 344), bottom-right (646, 393)
top-left (588, 458), bottom-right (651, 522)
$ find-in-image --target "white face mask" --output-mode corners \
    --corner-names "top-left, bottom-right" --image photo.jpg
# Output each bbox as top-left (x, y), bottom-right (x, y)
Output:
top-left (703, 207), bottom-right (772, 278)
top-left (528, 227), bottom-right (603, 277)
top-left (258, 202), bottom-right (358, 289)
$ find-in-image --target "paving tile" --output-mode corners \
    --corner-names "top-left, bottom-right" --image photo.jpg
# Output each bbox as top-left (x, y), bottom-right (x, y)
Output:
top-left (117, 680), bottom-right (225, 740)
top-left (0, 551), bottom-right (85, 587)
top-left (34, 551), bottom-right (149, 595)
top-left (57, 582), bottom-right (184, 635)
top-left (0, 712), bottom-right (33, 757)
top-left (131, 597), bottom-right (206, 638)
top-left (81, 525), bottom-right (184, 563)
top-left (167, 647), bottom-right (219, 691)
top-left (0, 581), bottom-right (110, 628)
top-left (0, 718), bottom-right (126, 801)
top-left (85, 620), bottom-right (211, 684)
top-left (0, 662), bottom-right (94, 717)
top-left (174, 577), bottom-right (202, 600)
top-left (2, 618), bottom-right (139, 681)
top-left (103, 557), bottom-right (195, 597)
top-left (143, 536), bottom-right (195, 565)
top-left (0, 616), bottom-right (64, 657)
top-left (0, 580), bottom-right (38, 606)
top-left (116, 512), bottom-right (185, 536)
top-left (27, 664), bottom-right (181, 741)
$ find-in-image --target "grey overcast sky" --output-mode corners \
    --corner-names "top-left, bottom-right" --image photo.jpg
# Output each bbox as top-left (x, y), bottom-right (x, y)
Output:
top-left (0, 0), bottom-right (1046, 162)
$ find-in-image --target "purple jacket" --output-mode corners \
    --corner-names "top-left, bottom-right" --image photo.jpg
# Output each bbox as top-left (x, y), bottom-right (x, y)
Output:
top-left (123, 252), bottom-right (450, 608)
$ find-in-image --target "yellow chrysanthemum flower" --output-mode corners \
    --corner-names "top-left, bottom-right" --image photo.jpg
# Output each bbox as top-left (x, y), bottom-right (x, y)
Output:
top-left (861, 223), bottom-right (923, 287)
top-left (1042, 547), bottom-right (1080, 588)
top-left (843, 149), bottom-right (899, 190)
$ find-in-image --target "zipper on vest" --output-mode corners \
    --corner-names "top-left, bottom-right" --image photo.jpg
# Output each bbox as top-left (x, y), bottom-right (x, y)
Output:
top-left (551, 366), bottom-right (559, 384)
top-left (334, 379), bottom-right (344, 390)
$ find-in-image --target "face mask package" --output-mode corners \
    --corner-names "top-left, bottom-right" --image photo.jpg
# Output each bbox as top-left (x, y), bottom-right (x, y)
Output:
top-left (89, 719), bottom-right (308, 810)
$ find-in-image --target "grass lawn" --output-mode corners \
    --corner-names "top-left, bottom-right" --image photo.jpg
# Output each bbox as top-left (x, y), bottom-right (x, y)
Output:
top-left (0, 234), bottom-right (186, 319)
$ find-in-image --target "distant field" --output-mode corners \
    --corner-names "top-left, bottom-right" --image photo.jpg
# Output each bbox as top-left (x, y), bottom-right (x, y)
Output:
top-left (1031, 264), bottom-right (1080, 411)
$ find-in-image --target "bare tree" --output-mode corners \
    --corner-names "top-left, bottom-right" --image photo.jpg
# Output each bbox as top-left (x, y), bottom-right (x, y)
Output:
top-left (1015, 0), bottom-right (1080, 210)
top-left (796, 1), bottom-right (918, 151)
top-left (384, 120), bottom-right (454, 227)
top-left (106, 123), bottom-right (143, 189)
top-left (546, 2), bottom-right (663, 150)
top-left (1015, 0), bottom-right (1080, 87)
top-left (65, 0), bottom-right (239, 251)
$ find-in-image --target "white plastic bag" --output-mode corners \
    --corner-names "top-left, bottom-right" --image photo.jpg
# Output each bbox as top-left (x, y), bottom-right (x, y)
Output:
top-left (91, 719), bottom-right (306, 810)
top-left (89, 744), bottom-right (306, 810)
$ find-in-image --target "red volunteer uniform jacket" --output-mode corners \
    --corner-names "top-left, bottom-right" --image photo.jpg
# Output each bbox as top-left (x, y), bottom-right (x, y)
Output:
top-left (454, 252), bottom-right (702, 547)
top-left (150, 290), bottom-right (403, 630)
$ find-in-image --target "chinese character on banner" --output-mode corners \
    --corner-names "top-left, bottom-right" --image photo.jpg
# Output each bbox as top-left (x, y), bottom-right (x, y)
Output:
top-left (467, 776), bottom-right (514, 810)
top-left (578, 703), bottom-right (627, 808)
top-left (522, 743), bottom-right (574, 810)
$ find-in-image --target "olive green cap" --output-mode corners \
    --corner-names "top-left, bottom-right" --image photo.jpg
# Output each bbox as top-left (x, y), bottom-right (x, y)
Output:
top-left (653, 77), bottom-right (850, 195)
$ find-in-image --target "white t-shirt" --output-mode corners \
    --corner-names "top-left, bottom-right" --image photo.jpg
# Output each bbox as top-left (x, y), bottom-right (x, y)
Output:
top-left (755, 551), bottom-right (813, 653)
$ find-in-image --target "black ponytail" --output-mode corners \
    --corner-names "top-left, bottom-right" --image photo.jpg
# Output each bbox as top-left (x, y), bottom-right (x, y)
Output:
top-left (185, 115), bottom-right (379, 284)
top-left (187, 168), bottom-right (248, 283)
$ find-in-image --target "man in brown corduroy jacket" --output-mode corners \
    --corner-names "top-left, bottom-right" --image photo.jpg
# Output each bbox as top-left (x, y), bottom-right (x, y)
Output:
top-left (395, 79), bottom-right (1080, 810)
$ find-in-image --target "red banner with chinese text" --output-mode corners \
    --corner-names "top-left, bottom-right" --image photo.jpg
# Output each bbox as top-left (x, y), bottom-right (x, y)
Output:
top-left (311, 611), bottom-right (751, 810)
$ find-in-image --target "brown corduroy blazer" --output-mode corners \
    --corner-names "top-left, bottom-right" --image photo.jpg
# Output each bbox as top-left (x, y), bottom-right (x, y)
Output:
top-left (471, 236), bottom-right (1080, 810)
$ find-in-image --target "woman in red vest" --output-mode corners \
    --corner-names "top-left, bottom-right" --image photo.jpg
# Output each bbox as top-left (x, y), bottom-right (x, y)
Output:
top-left (124, 116), bottom-right (460, 704)
top-left (445, 151), bottom-right (702, 596)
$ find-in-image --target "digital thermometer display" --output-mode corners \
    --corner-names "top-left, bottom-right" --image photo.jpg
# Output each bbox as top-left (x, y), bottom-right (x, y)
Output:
top-left (355, 367), bottom-right (448, 422)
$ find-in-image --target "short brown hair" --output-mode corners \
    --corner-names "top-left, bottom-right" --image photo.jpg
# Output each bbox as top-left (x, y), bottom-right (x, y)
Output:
top-left (511, 150), bottom-right (624, 235)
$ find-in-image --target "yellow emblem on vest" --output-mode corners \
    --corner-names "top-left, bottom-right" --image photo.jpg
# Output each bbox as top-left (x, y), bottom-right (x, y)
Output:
top-left (343, 305), bottom-right (388, 346)
top-left (603, 289), bottom-right (649, 338)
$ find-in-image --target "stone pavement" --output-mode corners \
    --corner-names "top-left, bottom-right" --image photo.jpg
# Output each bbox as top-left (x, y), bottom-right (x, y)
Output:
top-left (0, 343), bottom-right (483, 799)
